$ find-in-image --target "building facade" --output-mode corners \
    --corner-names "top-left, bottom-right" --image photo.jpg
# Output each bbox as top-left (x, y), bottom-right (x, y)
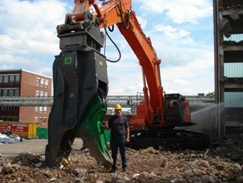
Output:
top-left (0, 69), bottom-right (52, 128)
top-left (214, 0), bottom-right (243, 135)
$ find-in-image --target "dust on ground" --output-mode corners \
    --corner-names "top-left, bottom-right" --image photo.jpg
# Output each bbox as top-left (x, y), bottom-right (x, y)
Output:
top-left (0, 135), bottom-right (243, 183)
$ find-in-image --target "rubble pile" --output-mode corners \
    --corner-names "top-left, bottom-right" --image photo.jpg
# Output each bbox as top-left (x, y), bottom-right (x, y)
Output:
top-left (209, 134), bottom-right (243, 165)
top-left (0, 135), bottom-right (243, 183)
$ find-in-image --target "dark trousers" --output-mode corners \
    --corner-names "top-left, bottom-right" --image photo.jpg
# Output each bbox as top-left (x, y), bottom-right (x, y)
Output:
top-left (110, 137), bottom-right (127, 170)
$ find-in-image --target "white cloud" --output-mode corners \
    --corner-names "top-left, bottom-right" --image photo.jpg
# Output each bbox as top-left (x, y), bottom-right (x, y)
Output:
top-left (0, 0), bottom-right (214, 96)
top-left (0, 53), bottom-right (52, 76)
top-left (136, 16), bottom-right (147, 29)
top-left (160, 51), bottom-right (214, 94)
top-left (0, 30), bottom-right (59, 55)
top-left (107, 61), bottom-right (142, 95)
top-left (154, 25), bottom-right (192, 42)
top-left (0, 0), bottom-right (67, 55)
top-left (165, 5), bottom-right (212, 24)
top-left (174, 79), bottom-right (189, 85)
top-left (134, 0), bottom-right (212, 24)
top-left (104, 17), bottom-right (214, 95)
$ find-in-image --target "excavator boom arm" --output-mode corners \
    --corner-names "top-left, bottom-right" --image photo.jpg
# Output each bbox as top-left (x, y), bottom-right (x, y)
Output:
top-left (45, 0), bottom-right (209, 168)
top-left (72, 0), bottom-right (165, 125)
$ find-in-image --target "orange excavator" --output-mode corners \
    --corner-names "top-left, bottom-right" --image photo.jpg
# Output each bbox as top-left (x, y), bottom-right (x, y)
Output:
top-left (45, 0), bottom-right (210, 168)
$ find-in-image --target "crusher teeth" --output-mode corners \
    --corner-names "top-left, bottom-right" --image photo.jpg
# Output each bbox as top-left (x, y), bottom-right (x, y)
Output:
top-left (80, 133), bottom-right (112, 169)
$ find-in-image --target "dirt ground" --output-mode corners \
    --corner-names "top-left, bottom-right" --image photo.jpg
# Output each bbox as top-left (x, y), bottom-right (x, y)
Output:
top-left (0, 138), bottom-right (83, 158)
top-left (0, 136), bottom-right (243, 183)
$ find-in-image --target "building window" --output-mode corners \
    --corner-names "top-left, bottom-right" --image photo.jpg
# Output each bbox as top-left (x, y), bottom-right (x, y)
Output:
top-left (44, 106), bottom-right (47, 112)
top-left (44, 92), bottom-right (48, 97)
top-left (9, 90), bottom-right (13, 96)
top-left (14, 89), bottom-right (19, 96)
top-left (36, 90), bottom-right (39, 97)
top-left (36, 78), bottom-right (40, 86)
top-left (40, 79), bottom-right (44, 87)
top-left (8, 117), bottom-right (13, 121)
top-left (2, 117), bottom-right (7, 121)
top-left (8, 106), bottom-right (12, 111)
top-left (35, 107), bottom-right (38, 112)
top-left (39, 106), bottom-right (43, 112)
top-left (0, 76), bottom-right (3, 83)
top-left (15, 75), bottom-right (20, 83)
top-left (4, 76), bottom-right (8, 83)
top-left (3, 90), bottom-right (7, 96)
top-left (1, 106), bottom-right (6, 111)
top-left (45, 80), bottom-right (48, 88)
top-left (10, 75), bottom-right (14, 83)
top-left (39, 117), bottom-right (42, 123)
top-left (40, 91), bottom-right (44, 97)
top-left (43, 117), bottom-right (47, 123)
top-left (14, 106), bottom-right (19, 111)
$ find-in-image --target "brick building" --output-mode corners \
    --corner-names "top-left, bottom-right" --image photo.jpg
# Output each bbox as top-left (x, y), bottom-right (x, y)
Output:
top-left (0, 69), bottom-right (52, 128)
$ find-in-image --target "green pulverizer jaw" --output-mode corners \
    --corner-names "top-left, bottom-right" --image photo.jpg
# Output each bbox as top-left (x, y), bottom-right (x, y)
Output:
top-left (75, 96), bottom-right (112, 169)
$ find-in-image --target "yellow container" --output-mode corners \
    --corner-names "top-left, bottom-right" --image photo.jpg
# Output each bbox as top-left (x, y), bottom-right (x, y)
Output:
top-left (0, 122), bottom-right (38, 139)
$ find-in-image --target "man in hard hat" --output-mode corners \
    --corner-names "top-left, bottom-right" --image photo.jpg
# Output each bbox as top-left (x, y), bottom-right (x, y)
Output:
top-left (108, 104), bottom-right (130, 172)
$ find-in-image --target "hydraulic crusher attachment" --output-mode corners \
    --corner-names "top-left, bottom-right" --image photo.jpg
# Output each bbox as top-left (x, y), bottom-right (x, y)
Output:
top-left (45, 10), bottom-right (112, 169)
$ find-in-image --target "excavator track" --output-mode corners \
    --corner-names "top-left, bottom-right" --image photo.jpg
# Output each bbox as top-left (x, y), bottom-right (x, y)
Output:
top-left (127, 128), bottom-right (210, 150)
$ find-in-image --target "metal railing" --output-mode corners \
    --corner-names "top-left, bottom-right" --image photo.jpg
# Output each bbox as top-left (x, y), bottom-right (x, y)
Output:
top-left (0, 95), bottom-right (215, 107)
top-left (0, 96), bottom-right (53, 106)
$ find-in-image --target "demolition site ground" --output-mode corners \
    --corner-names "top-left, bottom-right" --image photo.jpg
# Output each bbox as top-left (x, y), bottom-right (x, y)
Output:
top-left (0, 136), bottom-right (243, 183)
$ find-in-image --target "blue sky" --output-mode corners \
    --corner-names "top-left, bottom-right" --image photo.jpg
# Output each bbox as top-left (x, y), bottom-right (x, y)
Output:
top-left (0, 0), bottom-right (214, 95)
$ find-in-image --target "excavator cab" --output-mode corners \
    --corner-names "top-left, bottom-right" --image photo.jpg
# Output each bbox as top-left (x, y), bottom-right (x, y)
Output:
top-left (164, 93), bottom-right (193, 126)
